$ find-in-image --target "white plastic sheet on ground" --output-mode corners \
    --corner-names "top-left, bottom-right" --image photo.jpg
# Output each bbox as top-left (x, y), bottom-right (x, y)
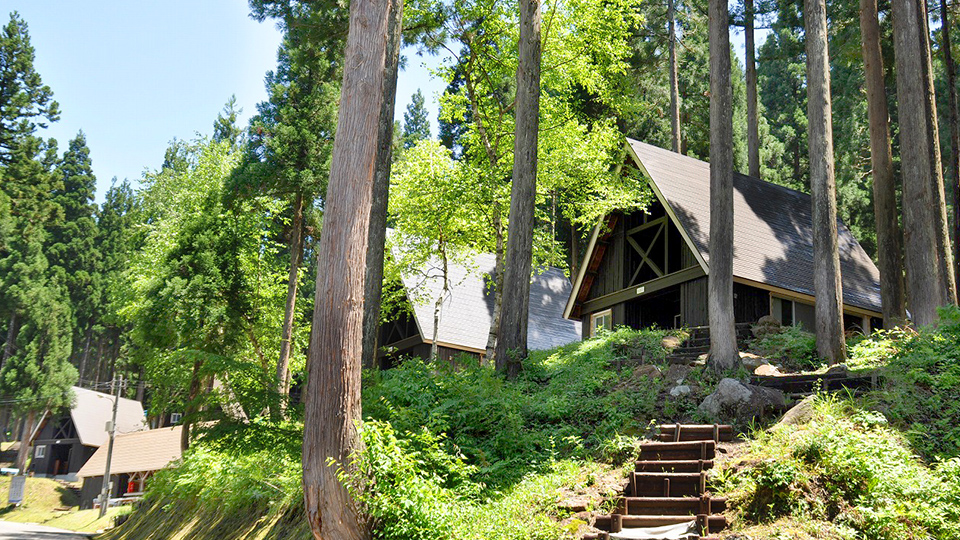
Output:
top-left (609, 520), bottom-right (699, 540)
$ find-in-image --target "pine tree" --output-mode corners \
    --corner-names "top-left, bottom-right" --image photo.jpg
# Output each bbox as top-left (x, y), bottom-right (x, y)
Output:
top-left (48, 132), bottom-right (102, 370)
top-left (0, 12), bottom-right (59, 163)
top-left (402, 89), bottom-right (431, 149)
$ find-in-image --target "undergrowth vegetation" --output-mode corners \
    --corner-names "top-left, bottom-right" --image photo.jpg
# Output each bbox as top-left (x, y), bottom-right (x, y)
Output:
top-left (716, 306), bottom-right (960, 539)
top-left (108, 310), bottom-right (960, 540)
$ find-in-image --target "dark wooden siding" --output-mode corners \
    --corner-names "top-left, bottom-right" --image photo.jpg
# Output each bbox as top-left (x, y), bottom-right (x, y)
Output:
top-left (586, 218), bottom-right (625, 301)
top-left (681, 277), bottom-right (708, 327)
top-left (734, 283), bottom-right (770, 324)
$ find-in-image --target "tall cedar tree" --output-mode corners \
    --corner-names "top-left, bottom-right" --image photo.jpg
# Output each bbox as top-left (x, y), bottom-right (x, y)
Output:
top-left (940, 0), bottom-right (960, 291)
top-left (360, 0), bottom-right (402, 373)
top-left (805, 0), bottom-right (846, 362)
top-left (300, 0), bottom-right (400, 537)
top-left (48, 132), bottom-right (102, 370)
top-left (495, 0), bottom-right (542, 376)
top-left (707, 0), bottom-right (738, 371)
top-left (0, 13), bottom-right (59, 164)
top-left (402, 90), bottom-right (432, 149)
top-left (240, 12), bottom-right (345, 398)
top-left (668, 0), bottom-right (681, 152)
top-left (745, 0), bottom-right (760, 178)
top-left (892, 0), bottom-right (957, 325)
top-left (859, 0), bottom-right (907, 324)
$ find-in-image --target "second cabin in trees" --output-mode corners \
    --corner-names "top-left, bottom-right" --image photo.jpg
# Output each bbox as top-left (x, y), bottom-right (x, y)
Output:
top-left (564, 139), bottom-right (885, 338)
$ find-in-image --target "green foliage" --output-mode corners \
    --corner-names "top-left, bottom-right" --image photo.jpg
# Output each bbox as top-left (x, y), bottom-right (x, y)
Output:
top-left (0, 11), bottom-right (59, 161)
top-left (750, 325), bottom-right (819, 371)
top-left (402, 90), bottom-right (432, 150)
top-left (871, 307), bottom-right (960, 460)
top-left (363, 327), bottom-right (678, 489)
top-left (715, 395), bottom-right (960, 539)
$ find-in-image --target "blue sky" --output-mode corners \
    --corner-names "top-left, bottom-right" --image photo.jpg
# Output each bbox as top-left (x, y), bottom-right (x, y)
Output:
top-left (10, 2), bottom-right (759, 204)
top-left (10, 1), bottom-right (446, 203)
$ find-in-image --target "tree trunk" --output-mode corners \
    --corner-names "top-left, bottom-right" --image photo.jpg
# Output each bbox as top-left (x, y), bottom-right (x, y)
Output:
top-left (484, 210), bottom-right (505, 363)
top-left (860, 0), bottom-right (907, 325)
top-left (495, 0), bottom-right (542, 378)
top-left (892, 0), bottom-right (955, 325)
top-left (706, 0), bottom-right (738, 372)
top-left (919, 1), bottom-right (959, 306)
top-left (745, 0), bottom-right (760, 178)
top-left (277, 192), bottom-right (305, 398)
top-left (805, 0), bottom-right (846, 363)
top-left (14, 409), bottom-right (36, 474)
top-left (668, 0), bottom-right (681, 153)
top-left (180, 358), bottom-right (202, 453)
top-left (361, 1), bottom-right (403, 371)
top-left (2, 312), bottom-right (18, 368)
top-left (431, 239), bottom-right (450, 362)
top-left (301, 0), bottom-right (395, 535)
top-left (77, 325), bottom-right (93, 386)
top-left (93, 336), bottom-right (105, 385)
top-left (941, 0), bottom-right (960, 295)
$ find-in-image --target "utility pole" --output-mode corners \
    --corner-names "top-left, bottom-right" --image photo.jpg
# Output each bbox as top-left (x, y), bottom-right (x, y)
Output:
top-left (98, 375), bottom-right (122, 518)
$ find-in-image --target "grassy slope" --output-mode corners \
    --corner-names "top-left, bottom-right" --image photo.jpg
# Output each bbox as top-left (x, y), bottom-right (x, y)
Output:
top-left (0, 476), bottom-right (128, 533)
top-left (102, 316), bottom-right (960, 540)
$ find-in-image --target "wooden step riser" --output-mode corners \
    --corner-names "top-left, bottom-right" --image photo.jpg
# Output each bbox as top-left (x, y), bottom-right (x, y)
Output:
top-left (595, 514), bottom-right (728, 533)
top-left (639, 445), bottom-right (716, 461)
top-left (635, 459), bottom-right (713, 472)
top-left (622, 496), bottom-right (727, 516)
top-left (631, 473), bottom-right (706, 498)
top-left (658, 424), bottom-right (734, 443)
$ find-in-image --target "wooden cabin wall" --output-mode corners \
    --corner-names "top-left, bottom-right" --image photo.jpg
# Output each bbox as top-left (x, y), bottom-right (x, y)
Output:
top-left (680, 277), bottom-right (708, 327)
top-left (734, 283), bottom-right (770, 323)
top-left (585, 219), bottom-right (625, 302)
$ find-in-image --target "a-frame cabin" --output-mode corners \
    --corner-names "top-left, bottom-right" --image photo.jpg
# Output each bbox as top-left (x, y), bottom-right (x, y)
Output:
top-left (564, 139), bottom-right (884, 339)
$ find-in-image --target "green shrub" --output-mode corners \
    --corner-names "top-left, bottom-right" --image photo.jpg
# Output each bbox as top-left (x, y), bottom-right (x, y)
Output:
top-left (872, 306), bottom-right (960, 460)
top-left (750, 325), bottom-right (819, 371)
top-left (714, 395), bottom-right (960, 539)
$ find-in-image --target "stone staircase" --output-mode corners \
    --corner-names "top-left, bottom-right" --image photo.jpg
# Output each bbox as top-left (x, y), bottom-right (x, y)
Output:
top-left (584, 424), bottom-right (734, 540)
top-left (666, 324), bottom-right (753, 365)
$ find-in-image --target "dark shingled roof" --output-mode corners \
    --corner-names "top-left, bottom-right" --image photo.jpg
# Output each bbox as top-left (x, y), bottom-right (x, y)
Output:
top-left (626, 139), bottom-right (883, 314)
top-left (400, 252), bottom-right (582, 352)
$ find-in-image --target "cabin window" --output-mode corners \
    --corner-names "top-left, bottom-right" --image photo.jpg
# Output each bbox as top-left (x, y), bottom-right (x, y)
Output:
top-left (34, 445), bottom-right (45, 459)
top-left (590, 309), bottom-right (613, 337)
top-left (170, 413), bottom-right (182, 424)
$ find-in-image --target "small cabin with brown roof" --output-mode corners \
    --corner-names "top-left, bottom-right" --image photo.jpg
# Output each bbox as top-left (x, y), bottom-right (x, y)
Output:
top-left (76, 425), bottom-right (182, 509)
top-left (564, 139), bottom-right (884, 337)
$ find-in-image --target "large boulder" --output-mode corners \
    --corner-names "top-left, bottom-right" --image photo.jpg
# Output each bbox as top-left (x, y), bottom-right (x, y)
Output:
top-left (777, 395), bottom-right (816, 427)
top-left (699, 378), bottom-right (786, 420)
top-left (752, 315), bottom-right (782, 339)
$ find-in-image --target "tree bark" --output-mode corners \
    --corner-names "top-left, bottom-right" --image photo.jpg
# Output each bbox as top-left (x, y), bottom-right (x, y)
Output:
top-left (361, 0), bottom-right (403, 371)
top-left (277, 193), bottom-right (305, 398)
top-left (495, 0), bottom-right (542, 378)
top-left (14, 409), bottom-right (36, 475)
top-left (919, 2), bottom-right (958, 306)
top-left (805, 0), bottom-right (846, 363)
top-left (745, 0), bottom-right (760, 178)
top-left (484, 210), bottom-right (505, 363)
top-left (2, 312), bottom-right (18, 369)
top-left (77, 325), bottom-right (93, 386)
top-left (940, 0), bottom-right (960, 295)
top-left (892, 0), bottom-right (956, 325)
top-left (706, 0), bottom-right (738, 372)
top-left (668, 0), bottom-right (681, 153)
top-left (301, 0), bottom-right (395, 535)
top-left (180, 358), bottom-right (202, 453)
top-left (860, 0), bottom-right (907, 325)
